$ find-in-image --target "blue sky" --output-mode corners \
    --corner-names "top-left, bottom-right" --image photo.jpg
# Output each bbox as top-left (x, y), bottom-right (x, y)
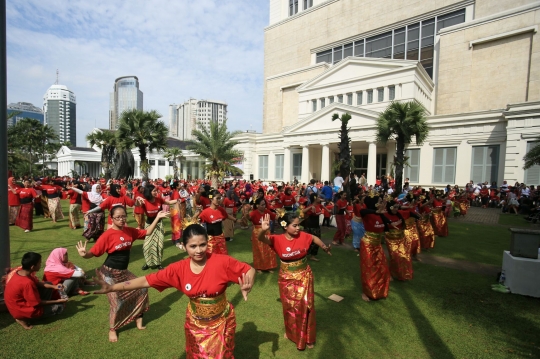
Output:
top-left (6, 0), bottom-right (269, 146)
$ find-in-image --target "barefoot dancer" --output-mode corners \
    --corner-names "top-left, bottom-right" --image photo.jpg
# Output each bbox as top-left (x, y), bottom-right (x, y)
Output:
top-left (93, 224), bottom-right (256, 357)
top-left (76, 206), bottom-right (169, 342)
top-left (258, 212), bottom-right (331, 350)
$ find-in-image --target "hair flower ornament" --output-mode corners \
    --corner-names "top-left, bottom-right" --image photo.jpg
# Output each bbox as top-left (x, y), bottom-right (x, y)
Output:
top-left (209, 195), bottom-right (213, 199)
top-left (280, 220), bottom-right (287, 227)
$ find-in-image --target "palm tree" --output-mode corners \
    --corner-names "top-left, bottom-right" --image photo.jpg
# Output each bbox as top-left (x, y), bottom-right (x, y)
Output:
top-left (524, 138), bottom-right (540, 170)
top-left (332, 113), bottom-right (353, 199)
top-left (376, 101), bottom-right (429, 195)
top-left (187, 120), bottom-right (243, 187)
top-left (116, 109), bottom-right (169, 181)
top-left (163, 147), bottom-right (184, 179)
top-left (86, 129), bottom-right (117, 179)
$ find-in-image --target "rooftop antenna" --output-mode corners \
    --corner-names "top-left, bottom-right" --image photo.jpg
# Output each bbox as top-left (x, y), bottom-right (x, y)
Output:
top-left (55, 69), bottom-right (59, 85)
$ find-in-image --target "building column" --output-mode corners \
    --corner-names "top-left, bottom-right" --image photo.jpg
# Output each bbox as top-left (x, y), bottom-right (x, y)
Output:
top-left (283, 146), bottom-right (291, 184)
top-left (301, 145), bottom-right (310, 184)
top-left (165, 159), bottom-right (170, 178)
top-left (182, 160), bottom-right (188, 179)
top-left (321, 143), bottom-right (330, 182)
top-left (199, 161), bottom-right (204, 180)
top-left (367, 142), bottom-right (377, 185)
top-left (386, 142), bottom-right (396, 177)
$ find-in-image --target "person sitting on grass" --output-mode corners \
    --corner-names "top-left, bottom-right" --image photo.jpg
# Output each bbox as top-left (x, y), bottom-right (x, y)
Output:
top-left (43, 248), bottom-right (90, 297)
top-left (3, 252), bottom-right (68, 330)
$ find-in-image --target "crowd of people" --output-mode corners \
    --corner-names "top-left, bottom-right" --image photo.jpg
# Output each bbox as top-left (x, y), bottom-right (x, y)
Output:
top-left (3, 171), bottom-right (531, 357)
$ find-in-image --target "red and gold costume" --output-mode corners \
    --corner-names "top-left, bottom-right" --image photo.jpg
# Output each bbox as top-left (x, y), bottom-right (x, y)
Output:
top-left (249, 210), bottom-right (277, 270)
top-left (268, 231), bottom-right (315, 350)
top-left (385, 211), bottom-right (413, 281)
top-left (431, 199), bottom-right (448, 237)
top-left (418, 204), bottom-right (435, 249)
top-left (199, 207), bottom-right (228, 255)
top-left (402, 210), bottom-right (421, 256)
top-left (146, 253), bottom-right (251, 359)
top-left (15, 187), bottom-right (37, 231)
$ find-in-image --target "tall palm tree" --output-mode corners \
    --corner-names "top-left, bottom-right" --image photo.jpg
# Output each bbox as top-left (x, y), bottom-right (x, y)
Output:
top-left (187, 120), bottom-right (243, 187)
top-left (523, 137), bottom-right (540, 170)
top-left (86, 129), bottom-right (117, 179)
top-left (163, 147), bottom-right (184, 179)
top-left (376, 101), bottom-right (429, 195)
top-left (116, 109), bottom-right (169, 181)
top-left (332, 112), bottom-right (353, 200)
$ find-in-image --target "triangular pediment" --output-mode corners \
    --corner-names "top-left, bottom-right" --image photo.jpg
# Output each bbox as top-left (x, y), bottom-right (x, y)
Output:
top-left (297, 57), bottom-right (418, 92)
top-left (284, 102), bottom-right (379, 134)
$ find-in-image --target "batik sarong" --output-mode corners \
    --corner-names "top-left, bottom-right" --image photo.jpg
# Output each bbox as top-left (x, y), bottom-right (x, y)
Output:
top-left (223, 208), bottom-right (235, 239)
top-left (385, 229), bottom-right (413, 281)
top-left (417, 215), bottom-right (435, 249)
top-left (9, 205), bottom-right (20, 225)
top-left (303, 226), bottom-right (321, 256)
top-left (134, 213), bottom-right (146, 229)
top-left (47, 197), bottom-right (64, 222)
top-left (97, 265), bottom-right (149, 330)
top-left (251, 226), bottom-right (277, 270)
top-left (360, 231), bottom-right (390, 300)
top-left (278, 257), bottom-right (316, 350)
top-left (431, 209), bottom-right (448, 237)
top-left (403, 217), bottom-right (421, 255)
top-left (185, 294), bottom-right (236, 359)
top-left (69, 204), bottom-right (81, 229)
top-left (41, 195), bottom-right (50, 218)
top-left (82, 212), bottom-right (105, 240)
top-left (170, 202), bottom-right (182, 242)
top-left (207, 234), bottom-right (228, 255)
top-left (15, 203), bottom-right (33, 231)
top-left (143, 220), bottom-right (164, 267)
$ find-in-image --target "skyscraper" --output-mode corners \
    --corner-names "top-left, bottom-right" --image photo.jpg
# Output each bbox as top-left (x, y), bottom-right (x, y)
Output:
top-left (169, 99), bottom-right (227, 140)
top-left (109, 76), bottom-right (143, 129)
top-left (7, 102), bottom-right (44, 127)
top-left (43, 84), bottom-right (77, 145)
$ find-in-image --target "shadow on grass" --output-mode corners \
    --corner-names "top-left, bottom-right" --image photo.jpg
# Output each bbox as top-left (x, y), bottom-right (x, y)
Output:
top-left (144, 289), bottom-right (183, 326)
top-left (236, 321), bottom-right (280, 358)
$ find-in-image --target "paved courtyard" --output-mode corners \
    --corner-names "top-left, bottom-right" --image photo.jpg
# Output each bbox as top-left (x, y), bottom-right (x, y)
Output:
top-left (450, 206), bottom-right (500, 225)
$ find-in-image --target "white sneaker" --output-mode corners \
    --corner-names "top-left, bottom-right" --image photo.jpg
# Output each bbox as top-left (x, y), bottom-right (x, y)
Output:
top-left (25, 230), bottom-right (30, 233)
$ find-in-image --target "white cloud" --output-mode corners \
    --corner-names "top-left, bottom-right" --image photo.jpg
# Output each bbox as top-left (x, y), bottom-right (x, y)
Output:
top-left (7, 0), bottom-right (268, 145)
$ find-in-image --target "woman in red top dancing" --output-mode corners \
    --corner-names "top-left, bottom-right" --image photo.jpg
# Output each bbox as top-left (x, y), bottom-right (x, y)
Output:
top-left (258, 212), bottom-right (331, 351)
top-left (332, 191), bottom-right (349, 245)
top-left (249, 197), bottom-right (277, 272)
top-left (15, 179), bottom-right (39, 232)
top-left (92, 224), bottom-right (256, 357)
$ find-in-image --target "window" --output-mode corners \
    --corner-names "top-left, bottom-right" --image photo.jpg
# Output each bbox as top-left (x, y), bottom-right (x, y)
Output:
top-left (303, 0), bottom-right (313, 10)
top-left (357, 91), bottom-right (363, 105)
top-left (347, 93), bottom-right (353, 105)
top-left (407, 23), bottom-right (420, 60)
top-left (367, 90), bottom-right (373, 104)
top-left (158, 160), bottom-right (165, 166)
top-left (292, 153), bottom-right (302, 178)
top-left (343, 43), bottom-right (353, 58)
top-left (437, 9), bottom-right (466, 32)
top-left (258, 155), bottom-right (268, 179)
top-left (148, 160), bottom-right (156, 165)
top-left (312, 99), bottom-right (317, 112)
top-left (525, 142), bottom-right (540, 185)
top-left (289, 0), bottom-right (299, 16)
top-left (338, 95), bottom-right (343, 103)
top-left (316, 49), bottom-right (332, 64)
top-left (275, 154), bottom-right (284, 179)
top-left (389, 86), bottom-right (395, 100)
top-left (378, 88), bottom-right (384, 102)
top-left (169, 161), bottom-right (175, 166)
top-left (365, 31), bottom-right (392, 58)
top-left (420, 19), bottom-right (435, 77)
top-left (333, 46), bottom-right (343, 64)
top-left (354, 40), bottom-right (364, 57)
top-left (404, 149), bottom-right (420, 182)
top-left (321, 98), bottom-right (326, 108)
top-left (329, 96), bottom-right (334, 104)
top-left (393, 27), bottom-right (406, 59)
top-left (433, 148), bottom-right (456, 183)
top-left (471, 146), bottom-right (499, 184)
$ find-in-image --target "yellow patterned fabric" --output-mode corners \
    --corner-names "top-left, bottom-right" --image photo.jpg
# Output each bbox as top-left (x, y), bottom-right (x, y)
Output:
top-left (385, 229), bottom-right (413, 281)
top-left (360, 231), bottom-right (389, 300)
top-left (280, 256), bottom-right (308, 272)
top-left (404, 217), bottom-right (421, 255)
top-left (189, 293), bottom-right (229, 320)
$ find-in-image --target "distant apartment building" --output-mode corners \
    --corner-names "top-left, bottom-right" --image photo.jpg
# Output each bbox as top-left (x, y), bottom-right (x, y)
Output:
top-left (169, 99), bottom-right (227, 140)
top-left (109, 76), bottom-right (143, 129)
top-left (7, 102), bottom-right (44, 127)
top-left (43, 84), bottom-right (77, 145)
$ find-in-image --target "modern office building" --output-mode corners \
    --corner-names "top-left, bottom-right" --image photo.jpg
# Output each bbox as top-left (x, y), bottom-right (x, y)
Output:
top-left (43, 84), bottom-right (77, 145)
top-left (233, 0), bottom-right (540, 187)
top-left (109, 76), bottom-right (143, 129)
top-left (7, 102), bottom-right (44, 127)
top-left (169, 99), bottom-right (227, 140)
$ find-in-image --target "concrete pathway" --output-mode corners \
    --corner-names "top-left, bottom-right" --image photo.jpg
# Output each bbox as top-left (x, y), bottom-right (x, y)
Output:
top-left (448, 206), bottom-right (500, 225)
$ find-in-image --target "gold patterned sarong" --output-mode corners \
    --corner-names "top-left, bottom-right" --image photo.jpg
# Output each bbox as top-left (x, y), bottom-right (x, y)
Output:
top-left (404, 217), bottom-right (421, 255)
top-left (418, 215), bottom-right (435, 249)
top-left (185, 294), bottom-right (236, 358)
top-left (360, 231), bottom-right (390, 300)
top-left (385, 229), bottom-right (413, 281)
top-left (278, 256), bottom-right (315, 350)
top-left (431, 209), bottom-right (448, 237)
top-left (208, 234), bottom-right (228, 255)
top-left (252, 226), bottom-right (277, 270)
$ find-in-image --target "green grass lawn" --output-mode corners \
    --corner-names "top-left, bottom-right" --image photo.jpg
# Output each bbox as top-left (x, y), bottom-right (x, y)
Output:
top-left (498, 213), bottom-right (534, 228)
top-left (1, 200), bottom-right (539, 358)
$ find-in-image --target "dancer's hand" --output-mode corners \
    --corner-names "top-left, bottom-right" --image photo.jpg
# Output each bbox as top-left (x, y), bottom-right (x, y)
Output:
top-left (261, 214), bottom-right (271, 231)
top-left (156, 211), bottom-right (170, 220)
top-left (76, 240), bottom-right (88, 257)
top-left (238, 273), bottom-right (253, 301)
top-left (93, 278), bottom-right (113, 295)
top-left (323, 244), bottom-right (332, 256)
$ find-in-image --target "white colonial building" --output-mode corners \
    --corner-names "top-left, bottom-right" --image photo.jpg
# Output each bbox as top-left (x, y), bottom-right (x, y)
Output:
top-left (233, 0), bottom-right (540, 187)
